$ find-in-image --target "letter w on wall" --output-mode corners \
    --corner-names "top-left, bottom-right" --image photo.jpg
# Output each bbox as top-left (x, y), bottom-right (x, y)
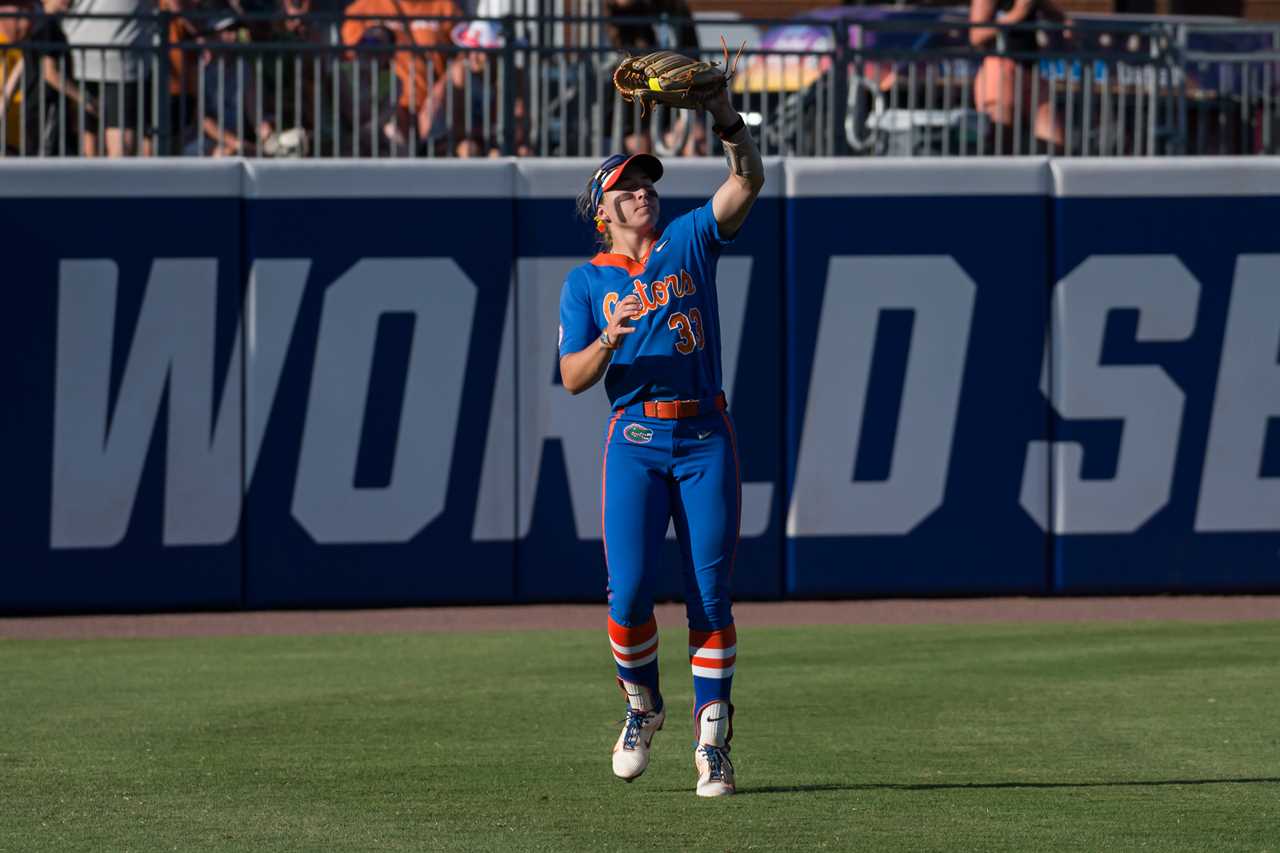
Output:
top-left (50, 259), bottom-right (307, 548)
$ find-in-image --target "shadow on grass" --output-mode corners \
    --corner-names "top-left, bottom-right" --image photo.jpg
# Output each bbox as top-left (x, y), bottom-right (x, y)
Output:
top-left (733, 777), bottom-right (1280, 795)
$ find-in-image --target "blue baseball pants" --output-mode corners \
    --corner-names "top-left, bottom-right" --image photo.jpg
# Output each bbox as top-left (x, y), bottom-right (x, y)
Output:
top-left (601, 401), bottom-right (740, 725)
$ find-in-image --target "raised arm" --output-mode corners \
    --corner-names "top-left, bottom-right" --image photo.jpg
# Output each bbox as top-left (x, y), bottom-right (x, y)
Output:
top-left (705, 89), bottom-right (764, 240)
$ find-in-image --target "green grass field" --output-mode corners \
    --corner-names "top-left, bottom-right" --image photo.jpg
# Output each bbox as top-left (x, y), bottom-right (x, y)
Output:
top-left (2, 620), bottom-right (1277, 852)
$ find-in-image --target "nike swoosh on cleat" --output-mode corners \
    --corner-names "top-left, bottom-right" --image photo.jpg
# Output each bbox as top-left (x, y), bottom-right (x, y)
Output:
top-left (706, 716), bottom-right (726, 722)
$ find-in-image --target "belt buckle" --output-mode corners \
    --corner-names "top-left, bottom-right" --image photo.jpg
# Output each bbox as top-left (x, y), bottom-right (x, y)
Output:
top-left (641, 399), bottom-right (690, 419)
top-left (641, 397), bottom-right (712, 419)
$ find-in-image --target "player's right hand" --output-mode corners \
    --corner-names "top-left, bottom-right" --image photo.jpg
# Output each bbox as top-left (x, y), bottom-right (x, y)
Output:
top-left (605, 294), bottom-right (644, 344)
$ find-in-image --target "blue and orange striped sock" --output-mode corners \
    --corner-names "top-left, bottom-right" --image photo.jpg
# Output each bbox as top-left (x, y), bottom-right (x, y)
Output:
top-left (689, 623), bottom-right (736, 732)
top-left (608, 615), bottom-right (661, 704)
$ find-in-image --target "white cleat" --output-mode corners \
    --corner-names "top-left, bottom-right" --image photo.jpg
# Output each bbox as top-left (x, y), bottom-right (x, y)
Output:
top-left (694, 743), bottom-right (736, 797)
top-left (612, 706), bottom-right (665, 781)
top-left (693, 699), bottom-right (735, 796)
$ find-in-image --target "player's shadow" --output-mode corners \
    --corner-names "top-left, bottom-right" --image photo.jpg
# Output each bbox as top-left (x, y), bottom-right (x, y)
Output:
top-left (734, 777), bottom-right (1280, 795)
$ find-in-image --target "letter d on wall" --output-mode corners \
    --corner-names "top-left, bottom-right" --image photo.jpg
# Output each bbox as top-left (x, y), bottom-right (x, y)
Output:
top-left (788, 256), bottom-right (975, 536)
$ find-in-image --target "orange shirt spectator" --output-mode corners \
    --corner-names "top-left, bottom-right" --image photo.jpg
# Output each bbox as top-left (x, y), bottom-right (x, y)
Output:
top-left (341, 0), bottom-right (461, 112)
top-left (1, 0), bottom-right (36, 152)
top-left (163, 4), bottom-right (199, 98)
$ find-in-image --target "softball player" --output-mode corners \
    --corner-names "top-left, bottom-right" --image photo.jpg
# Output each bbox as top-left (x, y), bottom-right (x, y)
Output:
top-left (557, 88), bottom-right (764, 797)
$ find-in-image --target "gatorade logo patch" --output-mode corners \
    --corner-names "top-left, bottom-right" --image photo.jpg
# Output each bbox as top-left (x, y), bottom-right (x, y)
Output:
top-left (623, 424), bottom-right (654, 444)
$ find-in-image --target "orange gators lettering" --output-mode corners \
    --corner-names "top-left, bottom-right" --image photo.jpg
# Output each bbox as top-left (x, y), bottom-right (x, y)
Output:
top-left (609, 270), bottom-right (698, 324)
top-left (632, 279), bottom-right (659, 313)
top-left (602, 292), bottom-right (620, 322)
top-left (651, 275), bottom-right (675, 306)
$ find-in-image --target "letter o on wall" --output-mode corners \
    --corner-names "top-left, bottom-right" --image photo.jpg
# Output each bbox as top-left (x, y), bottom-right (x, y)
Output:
top-left (292, 259), bottom-right (477, 544)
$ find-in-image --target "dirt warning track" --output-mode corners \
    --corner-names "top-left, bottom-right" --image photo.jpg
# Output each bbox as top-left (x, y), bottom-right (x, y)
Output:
top-left (2, 596), bottom-right (1279, 640)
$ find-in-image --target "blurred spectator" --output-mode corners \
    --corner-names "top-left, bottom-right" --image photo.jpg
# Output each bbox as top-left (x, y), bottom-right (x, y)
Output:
top-left (603, 0), bottom-right (699, 155)
top-left (255, 0), bottom-right (330, 157)
top-left (61, 0), bottom-right (156, 156)
top-left (417, 19), bottom-right (527, 156)
top-left (2, 0), bottom-right (83, 155)
top-left (34, 0), bottom-right (85, 152)
top-left (969, 0), bottom-right (1067, 151)
top-left (1, 0), bottom-right (36, 153)
top-left (342, 0), bottom-right (461, 151)
top-left (183, 10), bottom-right (255, 155)
top-left (157, 0), bottom-right (199, 154)
top-left (604, 0), bottom-right (695, 57)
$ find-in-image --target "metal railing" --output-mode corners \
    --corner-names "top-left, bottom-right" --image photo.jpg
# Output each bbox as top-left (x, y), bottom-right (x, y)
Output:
top-left (2, 10), bottom-right (1278, 158)
top-left (843, 18), bottom-right (1184, 157)
top-left (1178, 24), bottom-right (1280, 156)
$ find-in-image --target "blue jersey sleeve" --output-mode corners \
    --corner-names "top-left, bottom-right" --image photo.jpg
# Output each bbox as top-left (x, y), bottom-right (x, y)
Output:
top-left (690, 198), bottom-right (734, 252)
top-left (558, 268), bottom-right (598, 358)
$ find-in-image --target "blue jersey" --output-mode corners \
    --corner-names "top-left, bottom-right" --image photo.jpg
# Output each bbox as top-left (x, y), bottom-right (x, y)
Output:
top-left (558, 199), bottom-right (732, 409)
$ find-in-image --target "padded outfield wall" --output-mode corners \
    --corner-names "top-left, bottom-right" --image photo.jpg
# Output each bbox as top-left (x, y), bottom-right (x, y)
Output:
top-left (1, 158), bottom-right (1277, 613)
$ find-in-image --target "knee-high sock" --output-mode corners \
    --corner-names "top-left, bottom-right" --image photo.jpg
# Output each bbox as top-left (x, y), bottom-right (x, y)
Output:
top-left (609, 615), bottom-right (660, 698)
top-left (689, 623), bottom-right (735, 726)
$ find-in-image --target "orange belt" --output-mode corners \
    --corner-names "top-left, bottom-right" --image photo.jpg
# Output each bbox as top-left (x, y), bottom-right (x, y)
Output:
top-left (637, 392), bottom-right (727, 420)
